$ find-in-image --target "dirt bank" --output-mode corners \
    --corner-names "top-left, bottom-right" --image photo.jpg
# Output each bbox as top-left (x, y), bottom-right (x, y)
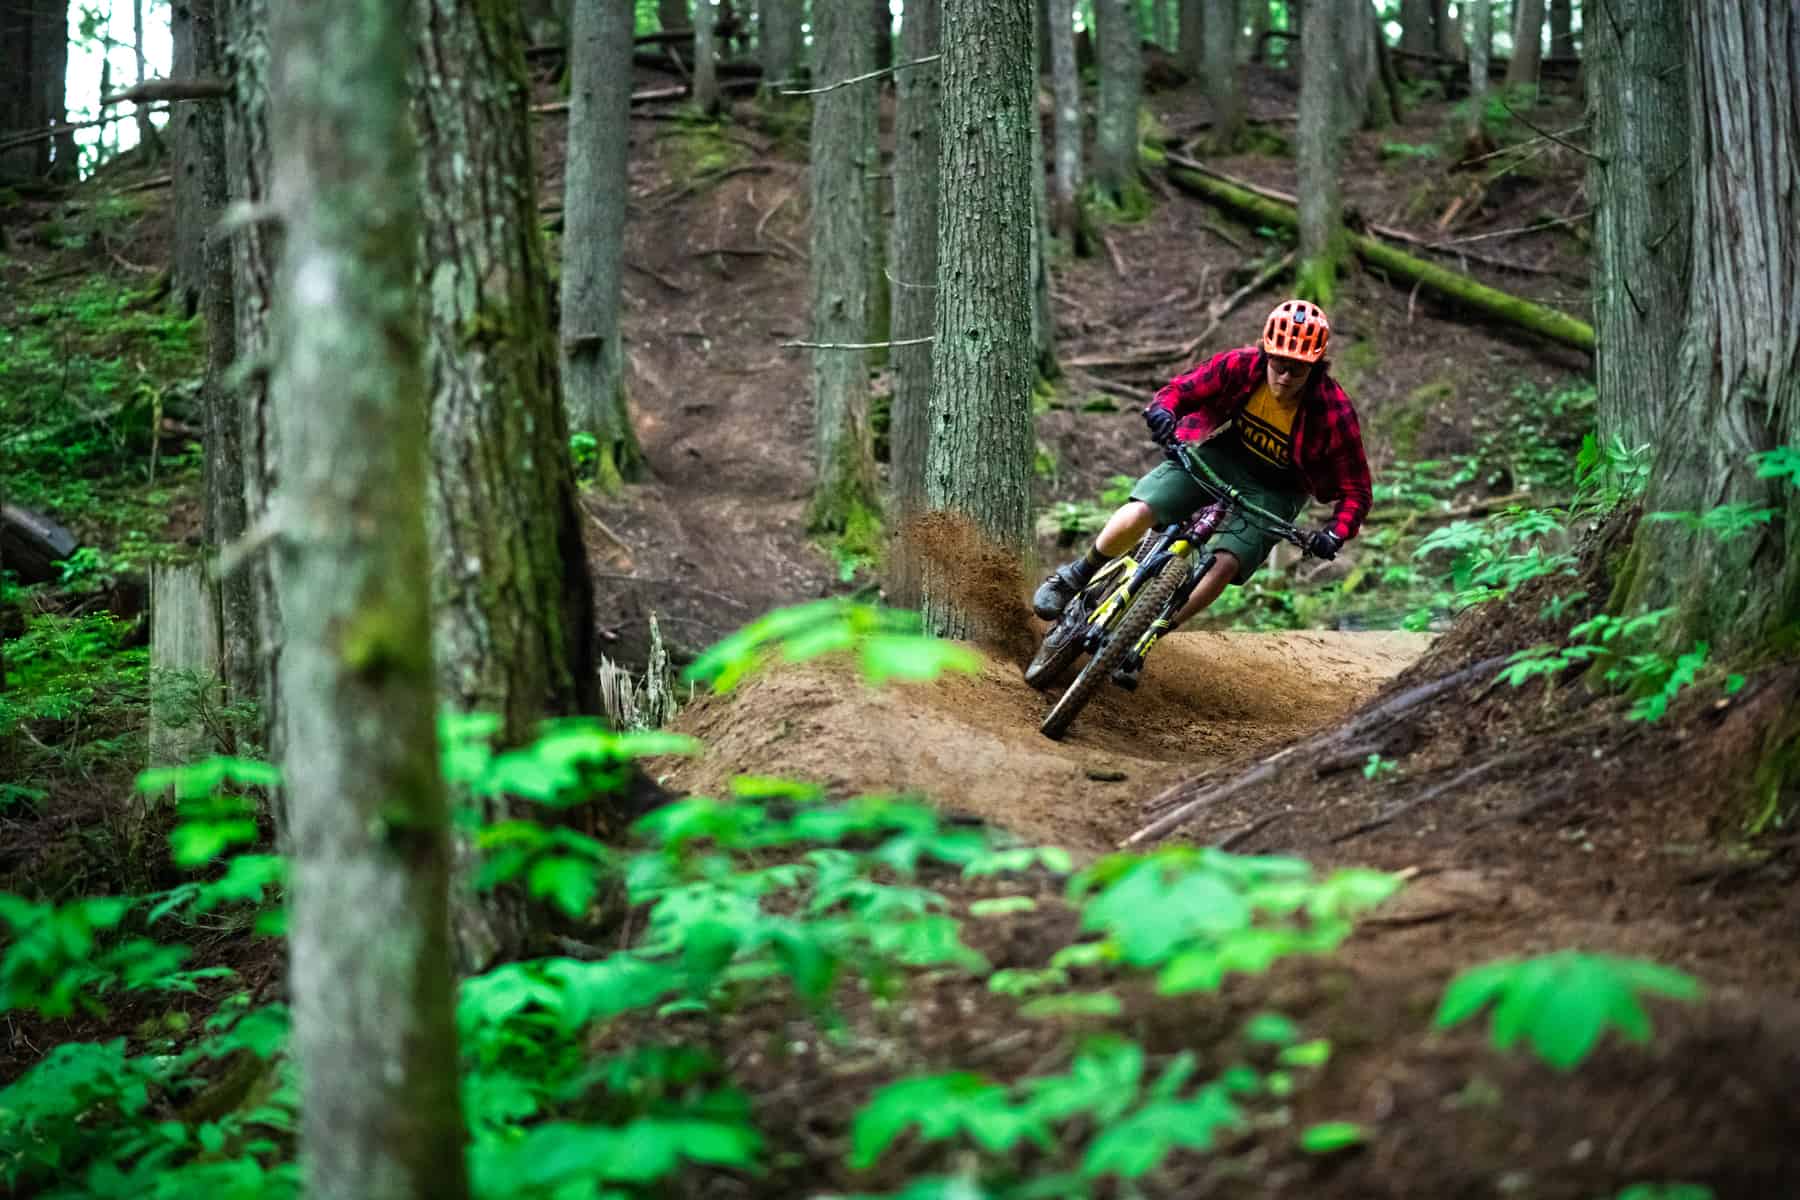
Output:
top-left (665, 629), bottom-right (1431, 852)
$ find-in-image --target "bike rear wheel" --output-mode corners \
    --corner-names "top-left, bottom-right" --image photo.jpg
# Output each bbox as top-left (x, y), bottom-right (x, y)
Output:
top-left (1039, 553), bottom-right (1185, 741)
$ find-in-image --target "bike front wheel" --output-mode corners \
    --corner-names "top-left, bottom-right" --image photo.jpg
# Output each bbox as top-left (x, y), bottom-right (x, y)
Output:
top-left (1039, 553), bottom-right (1185, 741)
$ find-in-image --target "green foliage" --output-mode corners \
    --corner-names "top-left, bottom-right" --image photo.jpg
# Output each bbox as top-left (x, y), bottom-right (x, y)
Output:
top-left (1434, 951), bottom-right (1701, 1071)
top-left (0, 611), bottom-right (149, 779)
top-left (1380, 141), bottom-right (1439, 160)
top-left (682, 598), bottom-right (981, 693)
top-left (1613, 1186), bottom-right (1714, 1200)
top-left (1362, 753), bottom-right (1398, 780)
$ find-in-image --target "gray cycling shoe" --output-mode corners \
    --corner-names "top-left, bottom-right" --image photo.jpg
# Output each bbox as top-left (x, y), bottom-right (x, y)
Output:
top-left (1032, 561), bottom-right (1091, 620)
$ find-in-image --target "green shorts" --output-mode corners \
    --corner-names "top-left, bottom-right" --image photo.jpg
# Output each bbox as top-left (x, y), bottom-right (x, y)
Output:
top-left (1129, 445), bottom-right (1307, 584)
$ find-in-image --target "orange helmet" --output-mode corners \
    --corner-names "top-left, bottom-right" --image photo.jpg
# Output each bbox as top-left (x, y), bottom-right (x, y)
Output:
top-left (1261, 299), bottom-right (1330, 363)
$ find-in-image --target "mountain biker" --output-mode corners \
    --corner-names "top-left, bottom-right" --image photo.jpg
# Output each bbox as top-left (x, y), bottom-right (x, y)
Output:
top-left (1031, 299), bottom-right (1373, 690)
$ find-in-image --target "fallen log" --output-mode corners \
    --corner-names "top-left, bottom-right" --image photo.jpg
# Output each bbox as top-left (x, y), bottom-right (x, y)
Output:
top-left (1165, 157), bottom-right (1594, 354)
top-left (0, 503), bottom-right (80, 585)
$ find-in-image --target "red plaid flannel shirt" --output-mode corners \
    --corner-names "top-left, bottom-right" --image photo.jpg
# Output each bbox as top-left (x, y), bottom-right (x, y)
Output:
top-left (1149, 345), bottom-right (1373, 540)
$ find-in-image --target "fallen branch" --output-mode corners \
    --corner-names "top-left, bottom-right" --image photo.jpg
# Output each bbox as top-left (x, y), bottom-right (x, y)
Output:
top-left (0, 105), bottom-right (169, 153)
top-left (100, 78), bottom-right (230, 105)
top-left (624, 259), bottom-right (691, 294)
top-left (782, 335), bottom-right (934, 350)
top-left (1165, 157), bottom-right (1595, 353)
top-left (1431, 212), bottom-right (1590, 248)
top-left (781, 53), bottom-right (940, 96)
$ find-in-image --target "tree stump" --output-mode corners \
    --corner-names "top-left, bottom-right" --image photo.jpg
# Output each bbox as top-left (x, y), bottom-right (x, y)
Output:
top-left (147, 561), bottom-right (222, 770)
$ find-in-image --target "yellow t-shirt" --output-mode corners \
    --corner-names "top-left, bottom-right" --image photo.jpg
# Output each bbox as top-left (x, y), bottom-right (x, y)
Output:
top-left (1234, 382), bottom-right (1303, 474)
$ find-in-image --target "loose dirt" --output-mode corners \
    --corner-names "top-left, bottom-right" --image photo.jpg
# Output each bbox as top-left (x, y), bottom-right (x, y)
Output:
top-left (667, 629), bottom-right (1430, 853)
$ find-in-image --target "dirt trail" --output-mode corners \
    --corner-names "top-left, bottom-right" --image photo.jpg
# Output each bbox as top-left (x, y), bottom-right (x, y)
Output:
top-left (667, 629), bottom-right (1430, 852)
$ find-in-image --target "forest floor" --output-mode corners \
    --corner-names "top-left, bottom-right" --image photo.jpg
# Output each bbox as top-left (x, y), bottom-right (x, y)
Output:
top-left (3, 50), bottom-right (1798, 1200)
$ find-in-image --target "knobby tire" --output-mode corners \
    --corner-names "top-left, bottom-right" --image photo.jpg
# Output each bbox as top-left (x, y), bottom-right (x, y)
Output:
top-left (1024, 604), bottom-right (1087, 690)
top-left (1039, 554), bottom-right (1185, 741)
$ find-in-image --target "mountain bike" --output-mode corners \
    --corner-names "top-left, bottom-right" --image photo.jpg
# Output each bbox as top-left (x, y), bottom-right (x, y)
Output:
top-left (1025, 443), bottom-right (1312, 740)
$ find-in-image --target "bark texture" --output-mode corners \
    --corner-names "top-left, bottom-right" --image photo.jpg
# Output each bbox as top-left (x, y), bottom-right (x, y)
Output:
top-left (1028, 8), bottom-right (1056, 380)
top-left (890, 0), bottom-right (941, 567)
top-left (1587, 0), bottom-right (1686, 452)
top-left (1466, 0), bottom-right (1491, 144)
top-left (1505, 0), bottom-right (1546, 89)
top-left (1244, 0), bottom-right (1269, 61)
top-left (1048, 0), bottom-right (1083, 239)
top-left (925, 0), bottom-right (1036, 637)
top-left (808, 0), bottom-right (880, 531)
top-left (1432, 0), bottom-right (1461, 58)
top-left (266, 0), bottom-right (469, 1193)
top-left (1154, 0), bottom-right (1173, 49)
top-left (221, 0), bottom-right (284, 762)
top-left (562, 0), bottom-right (644, 487)
top-left (1296, 0), bottom-right (1346, 303)
top-left (1093, 0), bottom-right (1142, 203)
top-left (1621, 2), bottom-right (1800, 655)
top-left (874, 0), bottom-right (894, 69)
top-left (660, 0), bottom-right (688, 32)
top-left (417, 0), bottom-right (602, 968)
top-left (1203, 0), bottom-right (1245, 148)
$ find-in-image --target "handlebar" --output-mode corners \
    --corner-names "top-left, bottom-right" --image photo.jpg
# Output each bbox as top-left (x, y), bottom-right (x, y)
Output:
top-left (1164, 442), bottom-right (1311, 552)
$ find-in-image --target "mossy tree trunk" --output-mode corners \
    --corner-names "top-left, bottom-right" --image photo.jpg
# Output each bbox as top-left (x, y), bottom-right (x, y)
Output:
top-left (266, 0), bottom-right (469, 1192)
top-left (1433, 0), bottom-right (1462, 58)
top-left (660, 0), bottom-right (688, 32)
top-left (890, 0), bottom-right (940, 604)
top-left (563, 0), bottom-right (645, 490)
top-left (1093, 0), bottom-right (1142, 205)
top-left (222, 0), bottom-right (284, 769)
top-left (1048, 0), bottom-right (1085, 243)
top-left (1028, 9), bottom-right (1057, 380)
top-left (417, 0), bottom-right (603, 970)
top-left (873, 0), bottom-right (894, 69)
top-left (1203, 0), bottom-right (1245, 148)
top-left (0, 0), bottom-right (72, 181)
top-left (1587, 0), bottom-right (1687, 453)
top-left (758, 0), bottom-right (802, 87)
top-left (1505, 0), bottom-right (1546, 90)
top-left (1616, 2), bottom-right (1800, 659)
top-left (1243, 0), bottom-right (1269, 61)
top-left (924, 0), bottom-right (1035, 637)
top-left (808, 0), bottom-right (880, 533)
top-left (1296, 0), bottom-right (1346, 304)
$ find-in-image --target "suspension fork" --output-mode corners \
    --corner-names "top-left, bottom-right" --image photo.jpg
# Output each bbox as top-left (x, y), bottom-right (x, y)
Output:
top-left (1128, 500), bottom-right (1231, 662)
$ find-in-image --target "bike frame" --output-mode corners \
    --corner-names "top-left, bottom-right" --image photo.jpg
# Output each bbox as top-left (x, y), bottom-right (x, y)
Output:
top-left (1076, 445), bottom-right (1309, 663)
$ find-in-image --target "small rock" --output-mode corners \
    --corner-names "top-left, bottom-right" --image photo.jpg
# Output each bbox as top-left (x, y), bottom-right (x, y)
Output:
top-left (1085, 767), bottom-right (1128, 782)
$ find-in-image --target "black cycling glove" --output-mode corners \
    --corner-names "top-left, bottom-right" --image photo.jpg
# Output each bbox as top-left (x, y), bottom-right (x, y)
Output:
top-left (1143, 406), bottom-right (1177, 448)
top-left (1305, 529), bottom-right (1344, 561)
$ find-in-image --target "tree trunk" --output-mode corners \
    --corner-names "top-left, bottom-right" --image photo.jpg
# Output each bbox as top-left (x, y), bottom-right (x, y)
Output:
top-left (1029, 2), bottom-right (1057, 380)
top-left (417, 0), bottom-right (602, 970)
top-left (1049, 0), bottom-right (1084, 242)
top-left (693, 0), bottom-right (720, 113)
top-left (267, 0), bottom-right (470, 1193)
top-left (1433, 0), bottom-right (1462, 58)
top-left (758, 0), bottom-right (802, 86)
top-left (808, 0), bottom-right (880, 532)
top-left (873, 0), bottom-right (894, 69)
top-left (925, 0), bottom-right (1035, 638)
top-left (1179, 0), bottom-right (1204, 72)
top-left (1548, 0), bottom-right (1573, 60)
top-left (1244, 0), bottom-right (1269, 62)
top-left (132, 0), bottom-right (156, 154)
top-left (563, 0), bottom-right (644, 488)
top-left (660, 0), bottom-right (688, 33)
top-left (174, 0), bottom-right (257, 721)
top-left (222, 0), bottom-right (284, 767)
top-left (889, 0), bottom-right (940, 605)
top-left (1296, 0), bottom-right (1346, 303)
top-left (1154, 0), bottom-right (1173, 49)
top-left (1466, 0), bottom-right (1492, 145)
top-left (1505, 0), bottom-right (1545, 90)
top-left (1400, 0), bottom-right (1432, 55)
top-left (1093, 0), bottom-right (1142, 205)
top-left (1617, 2), bottom-right (1800, 659)
top-left (1203, 0), bottom-right (1245, 148)
top-left (0, 0), bottom-right (72, 181)
top-left (521, 0), bottom-right (566, 44)
top-left (1587, 0), bottom-right (1685, 453)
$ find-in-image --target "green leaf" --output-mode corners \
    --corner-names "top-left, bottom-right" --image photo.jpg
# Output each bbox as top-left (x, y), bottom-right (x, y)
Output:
top-left (1433, 958), bottom-right (1519, 1029)
top-left (969, 896), bottom-right (1037, 918)
top-left (858, 635), bottom-right (982, 684)
top-left (527, 856), bottom-right (599, 919)
top-left (1277, 1038), bottom-right (1332, 1068)
top-left (1080, 1086), bottom-right (1241, 1178)
top-left (1244, 1012), bottom-right (1299, 1045)
top-left (850, 1073), bottom-right (1042, 1170)
top-left (1019, 992), bottom-right (1124, 1020)
top-left (1299, 1121), bottom-right (1367, 1153)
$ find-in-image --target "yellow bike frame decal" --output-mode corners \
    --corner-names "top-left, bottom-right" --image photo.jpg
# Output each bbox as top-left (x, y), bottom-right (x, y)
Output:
top-left (1089, 542), bottom-right (1193, 633)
